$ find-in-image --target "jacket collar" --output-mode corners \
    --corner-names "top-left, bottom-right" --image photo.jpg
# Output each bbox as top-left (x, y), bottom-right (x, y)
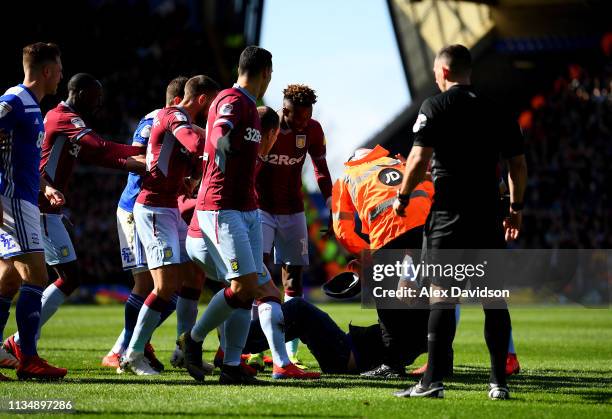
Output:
top-left (345, 145), bottom-right (389, 167)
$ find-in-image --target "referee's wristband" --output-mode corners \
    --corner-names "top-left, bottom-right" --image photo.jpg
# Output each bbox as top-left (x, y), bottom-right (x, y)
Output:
top-left (510, 202), bottom-right (524, 211)
top-left (397, 190), bottom-right (410, 204)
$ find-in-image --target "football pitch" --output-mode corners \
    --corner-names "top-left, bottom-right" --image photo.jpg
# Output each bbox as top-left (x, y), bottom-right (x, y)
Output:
top-left (2, 304), bottom-right (611, 418)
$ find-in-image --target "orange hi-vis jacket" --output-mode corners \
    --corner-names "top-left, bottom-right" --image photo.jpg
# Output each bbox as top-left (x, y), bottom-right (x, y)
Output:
top-left (331, 145), bottom-right (434, 254)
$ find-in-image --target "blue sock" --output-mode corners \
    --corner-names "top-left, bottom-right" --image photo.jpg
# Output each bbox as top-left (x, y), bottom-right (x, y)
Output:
top-left (0, 295), bottom-right (12, 342)
top-left (158, 294), bottom-right (177, 327)
top-left (223, 308), bottom-right (251, 366)
top-left (127, 294), bottom-right (167, 355)
top-left (123, 293), bottom-right (145, 347)
top-left (15, 284), bottom-right (43, 356)
top-left (508, 327), bottom-right (516, 354)
top-left (455, 304), bottom-right (461, 325)
top-left (284, 295), bottom-right (300, 357)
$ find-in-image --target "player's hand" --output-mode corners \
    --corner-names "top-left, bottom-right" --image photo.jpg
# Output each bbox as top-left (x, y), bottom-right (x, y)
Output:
top-left (394, 153), bottom-right (407, 164)
top-left (126, 155), bottom-right (146, 175)
top-left (503, 210), bottom-right (522, 241)
top-left (44, 185), bottom-right (65, 207)
top-left (393, 198), bottom-right (408, 217)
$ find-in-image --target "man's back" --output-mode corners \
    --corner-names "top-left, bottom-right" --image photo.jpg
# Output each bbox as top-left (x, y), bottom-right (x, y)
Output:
top-left (414, 85), bottom-right (523, 212)
top-left (332, 146), bottom-right (433, 253)
top-left (197, 85), bottom-right (261, 211)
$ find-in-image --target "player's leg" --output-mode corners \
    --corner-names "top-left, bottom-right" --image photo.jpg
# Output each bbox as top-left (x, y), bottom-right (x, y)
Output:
top-left (0, 261), bottom-right (20, 368)
top-left (104, 208), bottom-right (151, 366)
top-left (0, 197), bottom-right (66, 379)
top-left (483, 299), bottom-right (511, 399)
top-left (104, 269), bottom-right (152, 367)
top-left (13, 214), bottom-right (78, 346)
top-left (121, 204), bottom-right (182, 375)
top-left (12, 252), bottom-right (67, 379)
top-left (184, 210), bottom-right (261, 383)
top-left (259, 209), bottom-right (276, 321)
top-left (506, 327), bottom-right (520, 375)
top-left (276, 212), bottom-right (309, 362)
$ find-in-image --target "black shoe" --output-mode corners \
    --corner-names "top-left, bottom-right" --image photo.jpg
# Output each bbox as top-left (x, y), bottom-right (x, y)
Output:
top-left (177, 332), bottom-right (205, 382)
top-left (360, 364), bottom-right (405, 379)
top-left (144, 343), bottom-right (164, 372)
top-left (394, 380), bottom-right (444, 398)
top-left (219, 364), bottom-right (266, 385)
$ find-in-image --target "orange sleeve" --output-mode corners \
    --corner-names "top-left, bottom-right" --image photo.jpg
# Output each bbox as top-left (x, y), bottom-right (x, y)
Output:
top-left (332, 178), bottom-right (369, 255)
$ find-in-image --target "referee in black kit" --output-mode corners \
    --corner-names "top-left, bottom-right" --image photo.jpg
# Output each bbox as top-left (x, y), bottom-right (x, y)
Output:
top-left (392, 44), bottom-right (527, 399)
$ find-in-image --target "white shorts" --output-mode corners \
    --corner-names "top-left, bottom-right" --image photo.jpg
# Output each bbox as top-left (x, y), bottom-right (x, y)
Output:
top-left (260, 210), bottom-right (309, 266)
top-left (40, 213), bottom-right (77, 265)
top-left (133, 203), bottom-right (189, 270)
top-left (0, 196), bottom-right (44, 258)
top-left (116, 207), bottom-right (147, 271)
top-left (197, 209), bottom-right (263, 281)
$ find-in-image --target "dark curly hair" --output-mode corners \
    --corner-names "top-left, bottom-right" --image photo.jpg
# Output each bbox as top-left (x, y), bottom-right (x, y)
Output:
top-left (283, 84), bottom-right (317, 107)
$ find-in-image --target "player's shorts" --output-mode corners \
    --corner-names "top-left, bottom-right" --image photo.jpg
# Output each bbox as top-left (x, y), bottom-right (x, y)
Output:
top-left (185, 235), bottom-right (220, 283)
top-left (40, 213), bottom-right (77, 266)
top-left (197, 209), bottom-right (264, 282)
top-left (0, 195), bottom-right (44, 258)
top-left (259, 210), bottom-right (309, 266)
top-left (116, 207), bottom-right (147, 272)
top-left (133, 203), bottom-right (189, 270)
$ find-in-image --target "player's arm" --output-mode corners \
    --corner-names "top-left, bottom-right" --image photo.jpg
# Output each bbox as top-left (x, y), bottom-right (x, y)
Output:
top-left (76, 130), bottom-right (145, 173)
top-left (501, 119), bottom-right (527, 241)
top-left (332, 179), bottom-right (369, 255)
top-left (308, 125), bottom-right (333, 207)
top-left (207, 95), bottom-right (243, 164)
top-left (0, 97), bottom-right (27, 223)
top-left (395, 99), bottom-right (436, 216)
top-left (167, 113), bottom-right (204, 155)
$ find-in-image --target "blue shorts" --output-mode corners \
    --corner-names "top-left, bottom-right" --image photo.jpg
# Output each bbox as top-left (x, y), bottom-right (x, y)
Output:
top-left (197, 209), bottom-right (263, 281)
top-left (40, 213), bottom-right (77, 266)
top-left (133, 203), bottom-right (189, 270)
top-left (260, 210), bottom-right (309, 266)
top-left (0, 196), bottom-right (44, 258)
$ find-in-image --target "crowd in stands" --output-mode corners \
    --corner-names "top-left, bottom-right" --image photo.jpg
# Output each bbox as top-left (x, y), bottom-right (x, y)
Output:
top-left (517, 36), bottom-right (611, 249)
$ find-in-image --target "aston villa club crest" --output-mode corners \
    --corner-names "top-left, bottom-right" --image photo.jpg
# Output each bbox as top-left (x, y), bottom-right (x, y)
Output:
top-left (295, 135), bottom-right (306, 149)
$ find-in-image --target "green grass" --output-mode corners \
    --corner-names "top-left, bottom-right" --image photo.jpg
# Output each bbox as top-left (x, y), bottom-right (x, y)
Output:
top-left (1, 304), bottom-right (611, 418)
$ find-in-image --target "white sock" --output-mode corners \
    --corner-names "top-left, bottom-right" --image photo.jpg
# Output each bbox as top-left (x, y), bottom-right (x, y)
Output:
top-left (15, 283), bottom-right (66, 345)
top-left (110, 329), bottom-right (127, 355)
top-left (223, 308), bottom-right (250, 366)
top-left (251, 301), bottom-right (259, 321)
top-left (191, 289), bottom-right (234, 343)
top-left (284, 294), bottom-right (300, 357)
top-left (258, 301), bottom-right (290, 367)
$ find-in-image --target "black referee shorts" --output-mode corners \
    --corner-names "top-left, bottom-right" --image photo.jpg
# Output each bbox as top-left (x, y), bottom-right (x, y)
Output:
top-left (423, 210), bottom-right (506, 290)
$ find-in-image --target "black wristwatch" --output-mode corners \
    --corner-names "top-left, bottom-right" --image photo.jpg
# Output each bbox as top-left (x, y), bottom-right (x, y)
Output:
top-left (510, 202), bottom-right (524, 212)
top-left (397, 190), bottom-right (410, 204)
